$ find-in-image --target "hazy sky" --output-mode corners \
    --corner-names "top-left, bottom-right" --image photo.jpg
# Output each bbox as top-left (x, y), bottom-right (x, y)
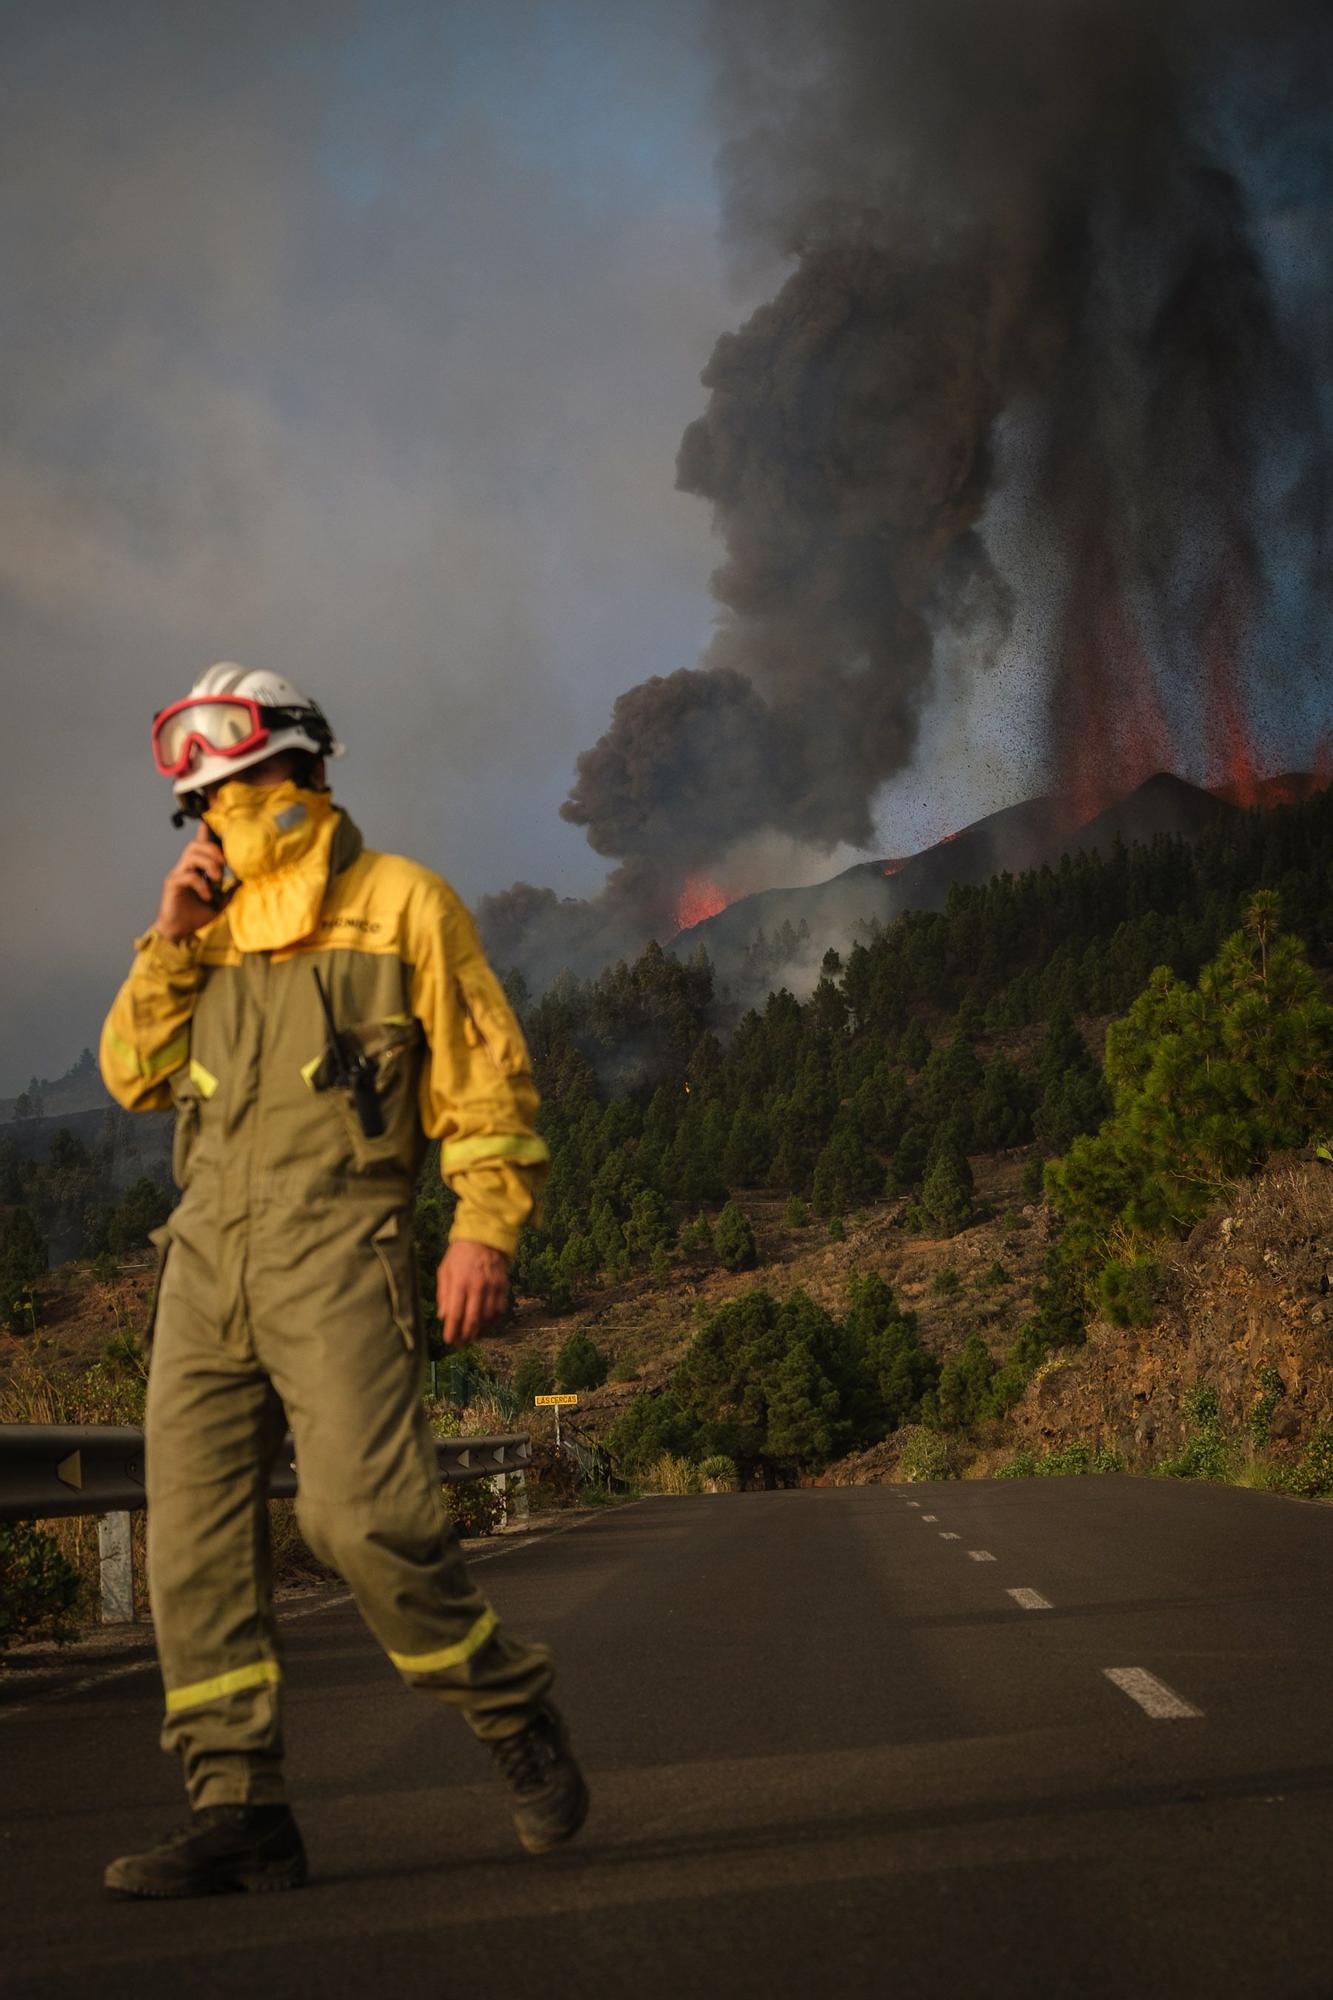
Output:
top-left (0, 0), bottom-right (1039, 1093)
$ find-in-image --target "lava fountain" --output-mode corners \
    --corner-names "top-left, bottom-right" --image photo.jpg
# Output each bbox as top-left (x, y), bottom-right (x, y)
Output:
top-left (674, 875), bottom-right (729, 931)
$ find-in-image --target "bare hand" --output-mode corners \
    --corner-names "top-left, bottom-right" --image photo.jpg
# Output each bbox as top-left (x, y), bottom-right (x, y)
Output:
top-left (155, 828), bottom-right (226, 942)
top-left (437, 1240), bottom-right (510, 1346)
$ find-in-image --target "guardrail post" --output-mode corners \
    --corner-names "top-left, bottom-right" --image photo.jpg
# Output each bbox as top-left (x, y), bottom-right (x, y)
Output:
top-left (487, 1471), bottom-right (530, 1528)
top-left (98, 1511), bottom-right (135, 1623)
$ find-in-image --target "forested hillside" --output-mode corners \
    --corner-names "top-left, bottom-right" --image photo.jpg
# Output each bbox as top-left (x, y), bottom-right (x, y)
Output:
top-left (467, 786), bottom-right (1333, 1488)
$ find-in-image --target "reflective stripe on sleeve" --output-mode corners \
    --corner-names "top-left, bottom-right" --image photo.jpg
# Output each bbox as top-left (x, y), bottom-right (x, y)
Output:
top-left (439, 1134), bottom-right (550, 1175)
top-left (105, 1026), bottom-right (190, 1081)
top-left (164, 1658), bottom-right (281, 1715)
top-left (188, 1057), bottom-right (219, 1099)
top-left (387, 1607), bottom-right (498, 1676)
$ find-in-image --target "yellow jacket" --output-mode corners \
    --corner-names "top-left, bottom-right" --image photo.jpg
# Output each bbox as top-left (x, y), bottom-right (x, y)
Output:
top-left (99, 808), bottom-right (547, 1258)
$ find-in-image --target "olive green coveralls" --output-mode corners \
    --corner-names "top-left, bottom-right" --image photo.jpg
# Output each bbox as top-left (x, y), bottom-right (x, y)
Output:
top-left (100, 806), bottom-right (553, 1808)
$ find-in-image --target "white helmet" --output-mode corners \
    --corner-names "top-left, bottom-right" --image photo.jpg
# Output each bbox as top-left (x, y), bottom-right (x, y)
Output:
top-left (152, 663), bottom-right (344, 800)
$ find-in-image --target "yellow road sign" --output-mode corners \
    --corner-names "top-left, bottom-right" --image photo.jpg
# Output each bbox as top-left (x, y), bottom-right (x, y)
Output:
top-left (534, 1393), bottom-right (579, 1407)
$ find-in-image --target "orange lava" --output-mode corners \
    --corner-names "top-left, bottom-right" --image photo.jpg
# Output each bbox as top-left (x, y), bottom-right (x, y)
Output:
top-left (1055, 514), bottom-right (1174, 820)
top-left (674, 875), bottom-right (729, 931)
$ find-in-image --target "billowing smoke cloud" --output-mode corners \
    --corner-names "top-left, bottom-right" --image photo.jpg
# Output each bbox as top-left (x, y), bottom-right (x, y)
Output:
top-left (486, 0), bottom-right (1333, 982)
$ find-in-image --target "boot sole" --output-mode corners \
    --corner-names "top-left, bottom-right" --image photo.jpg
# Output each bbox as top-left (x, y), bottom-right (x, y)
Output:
top-left (105, 1854), bottom-right (308, 1899)
top-left (515, 1776), bottom-right (590, 1855)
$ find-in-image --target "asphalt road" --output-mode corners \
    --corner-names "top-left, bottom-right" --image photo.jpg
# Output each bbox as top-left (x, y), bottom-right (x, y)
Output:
top-left (3, 1479), bottom-right (1333, 1999)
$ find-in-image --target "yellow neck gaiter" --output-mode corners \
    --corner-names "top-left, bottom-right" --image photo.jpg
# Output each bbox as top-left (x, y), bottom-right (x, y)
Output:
top-left (203, 780), bottom-right (338, 953)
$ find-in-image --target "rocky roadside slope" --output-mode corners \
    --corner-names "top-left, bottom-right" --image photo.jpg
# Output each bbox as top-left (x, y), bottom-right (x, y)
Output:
top-left (1003, 1156), bottom-right (1333, 1475)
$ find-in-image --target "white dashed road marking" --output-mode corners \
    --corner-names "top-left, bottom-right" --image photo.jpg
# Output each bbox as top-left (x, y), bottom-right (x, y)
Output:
top-left (939, 1532), bottom-right (960, 1541)
top-left (922, 1514), bottom-right (939, 1522)
top-left (967, 1550), bottom-right (996, 1562)
top-left (907, 1502), bottom-right (921, 1509)
top-left (1007, 1587), bottom-right (1053, 1611)
top-left (1103, 1667), bottom-right (1203, 1720)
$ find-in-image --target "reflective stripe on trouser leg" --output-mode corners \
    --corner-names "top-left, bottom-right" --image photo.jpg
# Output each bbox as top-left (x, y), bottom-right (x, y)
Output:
top-left (259, 1201), bottom-right (557, 1742)
top-left (147, 1244), bottom-right (289, 1809)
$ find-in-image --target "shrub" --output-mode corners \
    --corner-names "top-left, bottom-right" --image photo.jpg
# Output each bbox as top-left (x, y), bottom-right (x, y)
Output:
top-left (1282, 1425), bottom-right (1333, 1499)
top-left (978, 1261), bottom-right (1012, 1290)
top-left (998, 1442), bottom-right (1124, 1478)
top-left (784, 1194), bottom-right (812, 1228)
top-left (896, 1426), bottom-right (955, 1482)
top-left (0, 1523), bottom-right (81, 1645)
top-left (1097, 1257), bottom-right (1161, 1328)
top-left (1248, 1364), bottom-right (1283, 1449)
top-left (699, 1454), bottom-right (739, 1492)
top-left (444, 1478), bottom-right (504, 1537)
top-left (554, 1330), bottom-right (608, 1391)
top-left (714, 1201), bottom-right (757, 1272)
top-left (1161, 1384), bottom-right (1229, 1481)
top-left (931, 1266), bottom-right (962, 1298)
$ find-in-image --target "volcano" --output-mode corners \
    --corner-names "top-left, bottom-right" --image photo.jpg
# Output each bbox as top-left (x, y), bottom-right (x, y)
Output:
top-left (670, 772), bottom-right (1276, 982)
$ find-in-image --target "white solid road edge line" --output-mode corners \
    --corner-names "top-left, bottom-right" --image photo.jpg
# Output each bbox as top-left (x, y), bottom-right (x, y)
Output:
top-left (1103, 1666), bottom-right (1203, 1720)
top-left (1007, 1587), bottom-right (1054, 1611)
top-left (967, 1550), bottom-right (996, 1562)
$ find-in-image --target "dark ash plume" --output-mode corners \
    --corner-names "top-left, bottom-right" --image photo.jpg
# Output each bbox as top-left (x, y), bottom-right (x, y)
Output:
top-left (495, 0), bottom-right (1333, 985)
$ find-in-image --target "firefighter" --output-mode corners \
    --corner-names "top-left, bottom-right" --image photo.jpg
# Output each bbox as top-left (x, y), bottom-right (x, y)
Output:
top-left (100, 663), bottom-right (587, 1897)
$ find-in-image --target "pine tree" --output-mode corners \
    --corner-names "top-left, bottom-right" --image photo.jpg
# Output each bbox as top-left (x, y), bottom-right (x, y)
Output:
top-left (624, 1187), bottom-right (674, 1265)
top-left (765, 1341), bottom-right (846, 1468)
top-left (920, 1135), bottom-right (974, 1234)
top-left (900, 1019), bottom-right (931, 1071)
top-left (1050, 894), bottom-right (1333, 1264)
top-left (713, 1201), bottom-right (758, 1272)
top-left (554, 1330), bottom-right (608, 1391)
top-left (512, 1352), bottom-right (554, 1404)
top-left (973, 1054), bottom-right (1037, 1150)
top-left (811, 1126), bottom-right (883, 1217)
top-left (0, 1207), bottom-right (46, 1330)
top-left (932, 1334), bottom-right (998, 1429)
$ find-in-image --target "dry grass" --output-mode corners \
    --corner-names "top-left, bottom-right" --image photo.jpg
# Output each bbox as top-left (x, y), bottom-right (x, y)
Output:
top-left (642, 1452), bottom-right (704, 1495)
top-left (1231, 1157), bottom-right (1333, 1249)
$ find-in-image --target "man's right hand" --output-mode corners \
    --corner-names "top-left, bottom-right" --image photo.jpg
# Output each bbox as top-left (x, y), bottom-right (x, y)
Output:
top-left (154, 829), bottom-right (227, 943)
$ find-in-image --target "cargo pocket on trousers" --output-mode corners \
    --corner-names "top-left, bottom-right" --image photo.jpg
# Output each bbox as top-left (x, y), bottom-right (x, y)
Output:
top-left (372, 1213), bottom-right (419, 1351)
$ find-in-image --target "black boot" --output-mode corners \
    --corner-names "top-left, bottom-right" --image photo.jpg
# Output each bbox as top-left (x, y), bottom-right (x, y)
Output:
top-left (104, 1804), bottom-right (307, 1899)
top-left (489, 1703), bottom-right (589, 1854)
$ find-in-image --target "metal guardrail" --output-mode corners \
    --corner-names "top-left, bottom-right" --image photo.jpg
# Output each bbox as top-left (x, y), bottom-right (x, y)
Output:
top-left (0, 1425), bottom-right (533, 1624)
top-left (0, 1424), bottom-right (532, 1523)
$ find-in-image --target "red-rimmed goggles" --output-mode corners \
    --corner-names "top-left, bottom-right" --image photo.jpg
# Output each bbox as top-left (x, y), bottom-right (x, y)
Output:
top-left (151, 696), bottom-right (320, 778)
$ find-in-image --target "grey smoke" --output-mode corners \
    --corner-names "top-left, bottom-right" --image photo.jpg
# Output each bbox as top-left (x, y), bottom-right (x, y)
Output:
top-left (513, 0), bottom-right (1332, 977)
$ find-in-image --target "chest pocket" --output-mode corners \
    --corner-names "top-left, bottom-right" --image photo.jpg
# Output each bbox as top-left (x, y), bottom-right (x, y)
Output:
top-left (306, 1015), bottom-right (424, 1174)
